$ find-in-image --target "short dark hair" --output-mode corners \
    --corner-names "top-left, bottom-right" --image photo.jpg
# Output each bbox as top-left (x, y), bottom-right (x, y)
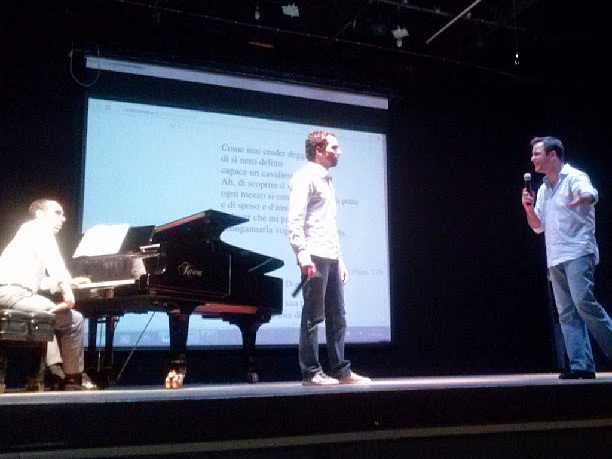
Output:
top-left (305, 130), bottom-right (335, 161)
top-left (28, 199), bottom-right (52, 217)
top-left (530, 136), bottom-right (564, 160)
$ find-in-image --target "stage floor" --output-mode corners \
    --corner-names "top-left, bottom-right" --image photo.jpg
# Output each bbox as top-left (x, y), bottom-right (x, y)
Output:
top-left (2, 372), bottom-right (612, 404)
top-left (1, 373), bottom-right (611, 458)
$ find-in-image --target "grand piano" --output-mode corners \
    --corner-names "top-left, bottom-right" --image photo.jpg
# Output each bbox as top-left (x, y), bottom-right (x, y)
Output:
top-left (70, 210), bottom-right (284, 388)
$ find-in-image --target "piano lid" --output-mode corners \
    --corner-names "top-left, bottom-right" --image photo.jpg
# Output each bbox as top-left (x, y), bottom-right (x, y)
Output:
top-left (120, 225), bottom-right (156, 253)
top-left (153, 209), bottom-right (248, 242)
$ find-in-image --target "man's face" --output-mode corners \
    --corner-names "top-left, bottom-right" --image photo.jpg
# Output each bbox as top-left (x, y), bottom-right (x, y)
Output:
top-left (37, 201), bottom-right (66, 234)
top-left (531, 141), bottom-right (552, 174)
top-left (315, 135), bottom-right (341, 169)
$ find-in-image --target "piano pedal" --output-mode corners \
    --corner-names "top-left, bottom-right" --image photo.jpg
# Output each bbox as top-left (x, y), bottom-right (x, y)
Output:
top-left (164, 370), bottom-right (185, 389)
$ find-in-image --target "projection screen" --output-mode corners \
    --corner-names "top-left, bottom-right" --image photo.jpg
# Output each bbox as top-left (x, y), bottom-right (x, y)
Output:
top-left (82, 57), bottom-right (390, 347)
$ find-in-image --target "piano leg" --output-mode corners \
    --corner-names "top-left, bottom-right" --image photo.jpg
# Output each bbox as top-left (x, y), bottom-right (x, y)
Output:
top-left (86, 318), bottom-right (99, 382)
top-left (86, 316), bottom-right (117, 388)
top-left (166, 311), bottom-right (189, 389)
top-left (231, 316), bottom-right (264, 384)
top-left (103, 316), bottom-right (117, 385)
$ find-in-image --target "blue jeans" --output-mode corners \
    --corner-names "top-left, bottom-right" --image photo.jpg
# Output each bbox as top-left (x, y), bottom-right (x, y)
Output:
top-left (549, 254), bottom-right (612, 372)
top-left (299, 256), bottom-right (350, 379)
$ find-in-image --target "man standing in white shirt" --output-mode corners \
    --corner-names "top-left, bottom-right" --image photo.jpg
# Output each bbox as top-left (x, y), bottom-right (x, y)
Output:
top-left (287, 130), bottom-right (370, 386)
top-left (521, 136), bottom-right (612, 379)
top-left (0, 199), bottom-right (91, 390)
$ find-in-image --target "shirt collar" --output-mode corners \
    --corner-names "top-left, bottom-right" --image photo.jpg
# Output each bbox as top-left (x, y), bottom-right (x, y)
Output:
top-left (27, 218), bottom-right (55, 235)
top-left (307, 161), bottom-right (331, 180)
top-left (543, 163), bottom-right (571, 187)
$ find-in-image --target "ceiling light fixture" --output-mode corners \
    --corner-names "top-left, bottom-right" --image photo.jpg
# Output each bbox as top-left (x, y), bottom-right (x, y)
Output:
top-left (391, 26), bottom-right (409, 48)
top-left (282, 4), bottom-right (299, 18)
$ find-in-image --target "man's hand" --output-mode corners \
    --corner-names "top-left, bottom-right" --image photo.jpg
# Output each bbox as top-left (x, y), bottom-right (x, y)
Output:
top-left (340, 260), bottom-right (349, 285)
top-left (47, 281), bottom-right (78, 314)
top-left (58, 282), bottom-right (75, 309)
top-left (48, 302), bottom-right (71, 314)
top-left (301, 263), bottom-right (316, 280)
top-left (521, 188), bottom-right (534, 208)
top-left (567, 193), bottom-right (594, 209)
top-left (521, 188), bottom-right (541, 229)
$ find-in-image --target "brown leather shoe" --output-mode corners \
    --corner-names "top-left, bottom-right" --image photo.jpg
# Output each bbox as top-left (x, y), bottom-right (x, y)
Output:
top-left (64, 373), bottom-right (83, 391)
top-left (24, 377), bottom-right (45, 392)
top-left (45, 363), bottom-right (65, 391)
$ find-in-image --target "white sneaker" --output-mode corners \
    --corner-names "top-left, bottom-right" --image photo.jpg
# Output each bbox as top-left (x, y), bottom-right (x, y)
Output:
top-left (81, 373), bottom-right (99, 390)
top-left (338, 371), bottom-right (371, 385)
top-left (302, 372), bottom-right (339, 386)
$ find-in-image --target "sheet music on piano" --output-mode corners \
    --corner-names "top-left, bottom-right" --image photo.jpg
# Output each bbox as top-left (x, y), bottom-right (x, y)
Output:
top-left (70, 224), bottom-right (156, 305)
top-left (71, 224), bottom-right (155, 287)
top-left (73, 223), bottom-right (131, 258)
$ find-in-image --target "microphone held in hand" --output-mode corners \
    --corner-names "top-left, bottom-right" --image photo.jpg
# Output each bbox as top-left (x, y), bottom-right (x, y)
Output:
top-left (291, 275), bottom-right (308, 297)
top-left (524, 172), bottom-right (532, 193)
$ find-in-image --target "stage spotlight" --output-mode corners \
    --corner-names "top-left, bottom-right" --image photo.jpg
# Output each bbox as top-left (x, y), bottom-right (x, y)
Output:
top-left (254, 4), bottom-right (261, 20)
top-left (391, 26), bottom-right (409, 48)
top-left (282, 3), bottom-right (299, 18)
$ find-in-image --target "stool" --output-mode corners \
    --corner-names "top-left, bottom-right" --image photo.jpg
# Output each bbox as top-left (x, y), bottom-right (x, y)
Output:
top-left (0, 309), bottom-right (56, 393)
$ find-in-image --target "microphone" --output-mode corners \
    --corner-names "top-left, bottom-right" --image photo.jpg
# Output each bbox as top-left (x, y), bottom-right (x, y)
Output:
top-left (524, 172), bottom-right (532, 194)
top-left (291, 275), bottom-right (308, 298)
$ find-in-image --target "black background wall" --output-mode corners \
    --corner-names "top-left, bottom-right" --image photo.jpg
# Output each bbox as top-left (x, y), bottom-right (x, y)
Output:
top-left (1, 1), bottom-right (610, 385)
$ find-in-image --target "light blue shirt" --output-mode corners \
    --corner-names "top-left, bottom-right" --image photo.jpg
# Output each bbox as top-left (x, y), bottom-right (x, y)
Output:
top-left (533, 163), bottom-right (599, 268)
top-left (287, 161), bottom-right (342, 266)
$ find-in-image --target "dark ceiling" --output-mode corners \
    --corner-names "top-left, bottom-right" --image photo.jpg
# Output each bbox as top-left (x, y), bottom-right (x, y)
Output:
top-left (3, 0), bottom-right (608, 93)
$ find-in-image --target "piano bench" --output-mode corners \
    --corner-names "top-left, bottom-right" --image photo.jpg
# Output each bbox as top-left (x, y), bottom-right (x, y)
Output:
top-left (0, 309), bottom-right (56, 393)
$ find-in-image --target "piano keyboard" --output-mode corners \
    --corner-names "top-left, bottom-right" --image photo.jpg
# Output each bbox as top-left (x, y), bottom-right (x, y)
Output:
top-left (75, 279), bottom-right (137, 290)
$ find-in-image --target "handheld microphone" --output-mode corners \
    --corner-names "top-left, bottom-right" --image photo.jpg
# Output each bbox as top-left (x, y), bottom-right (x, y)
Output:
top-left (524, 172), bottom-right (532, 193)
top-left (291, 275), bottom-right (308, 298)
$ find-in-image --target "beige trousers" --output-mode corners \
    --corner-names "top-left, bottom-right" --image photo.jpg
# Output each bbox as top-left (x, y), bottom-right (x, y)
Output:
top-left (0, 285), bottom-right (84, 374)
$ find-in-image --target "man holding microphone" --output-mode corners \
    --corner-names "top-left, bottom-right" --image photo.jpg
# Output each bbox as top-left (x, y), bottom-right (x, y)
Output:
top-left (287, 130), bottom-right (371, 386)
top-left (522, 136), bottom-right (612, 379)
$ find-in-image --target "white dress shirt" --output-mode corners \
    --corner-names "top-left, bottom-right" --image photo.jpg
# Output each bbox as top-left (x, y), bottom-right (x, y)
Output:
top-left (287, 161), bottom-right (342, 266)
top-left (533, 163), bottom-right (599, 267)
top-left (0, 219), bottom-right (72, 292)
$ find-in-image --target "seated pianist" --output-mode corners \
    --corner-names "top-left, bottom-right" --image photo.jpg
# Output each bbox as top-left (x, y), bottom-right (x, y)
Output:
top-left (0, 199), bottom-right (96, 390)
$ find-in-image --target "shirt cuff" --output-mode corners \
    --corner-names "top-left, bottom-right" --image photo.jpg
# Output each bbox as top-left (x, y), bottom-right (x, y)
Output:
top-left (580, 191), bottom-right (598, 205)
top-left (297, 251), bottom-right (313, 267)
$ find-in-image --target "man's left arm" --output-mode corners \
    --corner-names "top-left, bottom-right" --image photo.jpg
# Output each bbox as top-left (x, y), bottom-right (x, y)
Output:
top-left (567, 171), bottom-right (599, 208)
top-left (37, 229), bottom-right (73, 294)
top-left (287, 176), bottom-right (318, 280)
